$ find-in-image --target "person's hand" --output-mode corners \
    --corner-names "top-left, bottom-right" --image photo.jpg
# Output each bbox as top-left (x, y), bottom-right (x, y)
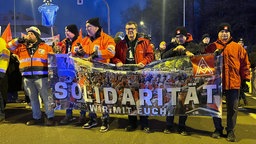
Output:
top-left (116, 62), bottom-right (123, 67)
top-left (17, 37), bottom-right (26, 43)
top-left (138, 62), bottom-right (145, 68)
top-left (74, 45), bottom-right (85, 56)
top-left (214, 49), bottom-right (222, 56)
top-left (173, 45), bottom-right (185, 51)
top-left (159, 41), bottom-right (166, 50)
top-left (186, 51), bottom-right (194, 57)
top-left (241, 79), bottom-right (250, 92)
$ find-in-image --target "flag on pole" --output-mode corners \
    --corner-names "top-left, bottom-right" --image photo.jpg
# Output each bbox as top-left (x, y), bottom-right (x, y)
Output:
top-left (1, 23), bottom-right (12, 42)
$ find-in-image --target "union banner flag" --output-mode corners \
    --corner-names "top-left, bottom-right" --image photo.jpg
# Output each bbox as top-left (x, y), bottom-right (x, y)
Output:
top-left (191, 54), bottom-right (215, 77)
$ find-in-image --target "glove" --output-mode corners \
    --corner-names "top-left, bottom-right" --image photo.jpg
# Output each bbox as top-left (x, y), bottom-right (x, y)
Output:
top-left (214, 49), bottom-right (223, 56)
top-left (74, 43), bottom-right (85, 56)
top-left (241, 80), bottom-right (249, 92)
top-left (17, 37), bottom-right (26, 43)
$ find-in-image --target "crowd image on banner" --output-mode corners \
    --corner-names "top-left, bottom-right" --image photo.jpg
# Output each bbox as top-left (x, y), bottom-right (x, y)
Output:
top-left (48, 54), bottom-right (222, 118)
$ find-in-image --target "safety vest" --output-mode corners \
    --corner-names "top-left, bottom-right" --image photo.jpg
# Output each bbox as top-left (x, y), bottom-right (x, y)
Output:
top-left (0, 38), bottom-right (10, 75)
top-left (7, 38), bottom-right (53, 78)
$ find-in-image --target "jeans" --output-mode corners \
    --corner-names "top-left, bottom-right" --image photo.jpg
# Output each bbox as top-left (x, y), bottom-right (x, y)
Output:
top-left (23, 77), bottom-right (54, 119)
top-left (213, 89), bottom-right (239, 131)
top-left (66, 108), bottom-right (86, 117)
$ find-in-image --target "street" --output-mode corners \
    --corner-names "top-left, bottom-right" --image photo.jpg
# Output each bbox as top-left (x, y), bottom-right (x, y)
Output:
top-left (0, 93), bottom-right (256, 144)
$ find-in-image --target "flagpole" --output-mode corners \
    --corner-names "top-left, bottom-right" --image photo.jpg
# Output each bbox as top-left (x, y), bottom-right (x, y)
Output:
top-left (14, 0), bottom-right (17, 37)
top-left (51, 26), bottom-right (54, 37)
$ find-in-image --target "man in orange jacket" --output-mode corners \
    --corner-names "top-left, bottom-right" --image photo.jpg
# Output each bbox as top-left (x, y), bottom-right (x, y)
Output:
top-left (7, 26), bottom-right (55, 126)
top-left (75, 17), bottom-right (116, 132)
top-left (205, 23), bottom-right (251, 142)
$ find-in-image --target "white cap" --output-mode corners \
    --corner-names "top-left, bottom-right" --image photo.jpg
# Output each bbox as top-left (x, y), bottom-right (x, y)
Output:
top-left (26, 26), bottom-right (41, 36)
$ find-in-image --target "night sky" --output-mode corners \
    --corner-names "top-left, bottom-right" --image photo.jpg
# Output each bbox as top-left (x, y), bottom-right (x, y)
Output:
top-left (0, 0), bottom-right (146, 38)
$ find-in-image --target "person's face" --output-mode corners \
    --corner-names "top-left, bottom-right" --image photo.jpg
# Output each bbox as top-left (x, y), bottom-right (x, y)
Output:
top-left (175, 34), bottom-right (187, 45)
top-left (86, 23), bottom-right (99, 37)
top-left (65, 29), bottom-right (75, 39)
top-left (218, 30), bottom-right (230, 42)
top-left (202, 37), bottom-right (210, 44)
top-left (25, 32), bottom-right (37, 43)
top-left (125, 24), bottom-right (137, 41)
top-left (238, 41), bottom-right (244, 47)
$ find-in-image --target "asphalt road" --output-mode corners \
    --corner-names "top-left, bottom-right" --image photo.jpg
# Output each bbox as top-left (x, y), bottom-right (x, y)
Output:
top-left (0, 93), bottom-right (256, 144)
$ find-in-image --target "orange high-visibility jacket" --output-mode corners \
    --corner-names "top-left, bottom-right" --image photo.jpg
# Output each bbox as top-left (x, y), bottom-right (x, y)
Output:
top-left (78, 31), bottom-right (115, 63)
top-left (7, 38), bottom-right (53, 78)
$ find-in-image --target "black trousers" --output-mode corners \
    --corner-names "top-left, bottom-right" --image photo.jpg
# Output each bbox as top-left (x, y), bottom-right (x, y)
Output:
top-left (213, 89), bottom-right (239, 132)
top-left (128, 115), bottom-right (149, 128)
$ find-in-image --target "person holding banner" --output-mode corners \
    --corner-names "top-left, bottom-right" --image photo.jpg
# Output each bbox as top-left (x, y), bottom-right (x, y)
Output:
top-left (205, 23), bottom-right (251, 142)
top-left (7, 26), bottom-right (55, 126)
top-left (111, 21), bottom-right (154, 133)
top-left (162, 26), bottom-right (197, 136)
top-left (56, 24), bottom-right (87, 125)
top-left (75, 17), bottom-right (116, 132)
top-left (0, 37), bottom-right (10, 122)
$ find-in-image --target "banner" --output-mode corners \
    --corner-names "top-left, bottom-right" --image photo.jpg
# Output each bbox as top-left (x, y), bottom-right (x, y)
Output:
top-left (48, 54), bottom-right (222, 117)
top-left (41, 34), bottom-right (60, 46)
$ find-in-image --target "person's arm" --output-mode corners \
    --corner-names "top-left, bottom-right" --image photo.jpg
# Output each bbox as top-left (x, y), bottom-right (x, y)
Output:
top-left (139, 40), bottom-right (154, 66)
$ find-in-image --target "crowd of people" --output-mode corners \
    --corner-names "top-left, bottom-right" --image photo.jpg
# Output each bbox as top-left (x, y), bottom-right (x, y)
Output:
top-left (0, 18), bottom-right (255, 143)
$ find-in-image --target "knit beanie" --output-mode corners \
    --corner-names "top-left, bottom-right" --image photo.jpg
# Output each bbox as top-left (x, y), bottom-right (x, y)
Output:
top-left (217, 23), bottom-right (232, 33)
top-left (174, 26), bottom-right (187, 36)
top-left (65, 24), bottom-right (79, 36)
top-left (201, 33), bottom-right (210, 40)
top-left (86, 17), bottom-right (101, 27)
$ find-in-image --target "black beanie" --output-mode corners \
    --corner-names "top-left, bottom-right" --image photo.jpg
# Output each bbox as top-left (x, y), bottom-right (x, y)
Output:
top-left (201, 33), bottom-right (210, 40)
top-left (174, 26), bottom-right (187, 36)
top-left (86, 17), bottom-right (101, 27)
top-left (218, 23), bottom-right (232, 33)
top-left (65, 24), bottom-right (79, 36)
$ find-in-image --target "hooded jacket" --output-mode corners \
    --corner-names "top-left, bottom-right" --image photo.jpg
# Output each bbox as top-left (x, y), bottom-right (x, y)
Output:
top-left (111, 35), bottom-right (154, 65)
top-left (206, 38), bottom-right (251, 90)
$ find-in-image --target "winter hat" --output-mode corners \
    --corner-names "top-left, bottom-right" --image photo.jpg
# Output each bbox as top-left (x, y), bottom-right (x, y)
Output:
top-left (174, 26), bottom-right (187, 36)
top-left (217, 23), bottom-right (232, 33)
top-left (86, 17), bottom-right (101, 28)
top-left (201, 33), bottom-right (210, 40)
top-left (65, 24), bottom-right (79, 36)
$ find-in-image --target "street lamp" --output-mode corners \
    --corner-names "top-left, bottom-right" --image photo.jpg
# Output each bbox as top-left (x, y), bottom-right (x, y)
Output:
top-left (102, 0), bottom-right (110, 35)
top-left (139, 20), bottom-right (151, 36)
top-left (183, 0), bottom-right (185, 26)
top-left (14, 0), bottom-right (16, 37)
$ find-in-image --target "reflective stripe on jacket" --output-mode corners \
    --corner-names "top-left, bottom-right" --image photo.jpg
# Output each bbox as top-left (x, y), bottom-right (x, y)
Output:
top-left (0, 39), bottom-right (10, 75)
top-left (79, 31), bottom-right (115, 63)
top-left (7, 38), bottom-right (53, 78)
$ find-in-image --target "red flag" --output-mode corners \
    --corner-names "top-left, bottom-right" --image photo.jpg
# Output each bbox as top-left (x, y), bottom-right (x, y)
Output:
top-left (1, 23), bottom-right (12, 42)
